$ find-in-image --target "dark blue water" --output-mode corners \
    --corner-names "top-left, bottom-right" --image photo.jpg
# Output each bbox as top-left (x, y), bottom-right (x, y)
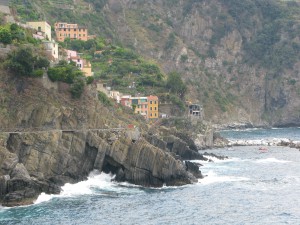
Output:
top-left (1, 129), bottom-right (300, 225)
top-left (220, 127), bottom-right (300, 141)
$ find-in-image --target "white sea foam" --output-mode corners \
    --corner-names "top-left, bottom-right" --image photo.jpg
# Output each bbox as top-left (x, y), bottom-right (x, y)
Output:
top-left (34, 171), bottom-right (115, 204)
top-left (227, 138), bottom-right (295, 146)
top-left (254, 158), bottom-right (292, 164)
top-left (198, 171), bottom-right (250, 185)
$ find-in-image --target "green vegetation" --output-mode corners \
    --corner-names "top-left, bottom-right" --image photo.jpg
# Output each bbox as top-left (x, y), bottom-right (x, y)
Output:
top-left (180, 54), bottom-right (188, 63)
top-left (165, 33), bottom-right (176, 50)
top-left (166, 72), bottom-right (187, 97)
top-left (47, 60), bottom-right (84, 83)
top-left (47, 60), bottom-right (87, 98)
top-left (70, 77), bottom-right (85, 99)
top-left (5, 46), bottom-right (49, 77)
top-left (0, 27), bottom-right (11, 44)
top-left (0, 23), bottom-right (37, 45)
top-left (10, 0), bottom-right (41, 22)
top-left (98, 91), bottom-right (113, 106)
top-left (219, 0), bottom-right (300, 72)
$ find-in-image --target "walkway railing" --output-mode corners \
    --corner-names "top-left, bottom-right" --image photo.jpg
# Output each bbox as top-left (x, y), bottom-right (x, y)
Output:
top-left (0, 127), bottom-right (125, 134)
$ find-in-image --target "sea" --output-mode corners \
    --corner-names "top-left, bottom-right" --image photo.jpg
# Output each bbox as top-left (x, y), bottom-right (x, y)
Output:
top-left (0, 128), bottom-right (300, 225)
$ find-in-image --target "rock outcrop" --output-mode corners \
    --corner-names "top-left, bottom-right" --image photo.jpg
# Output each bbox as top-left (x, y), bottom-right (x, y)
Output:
top-left (0, 128), bottom-right (201, 206)
top-left (0, 71), bottom-right (206, 207)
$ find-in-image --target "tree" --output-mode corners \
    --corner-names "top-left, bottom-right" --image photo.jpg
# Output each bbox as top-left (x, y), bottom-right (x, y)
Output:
top-left (6, 47), bottom-right (35, 76)
top-left (166, 72), bottom-right (187, 97)
top-left (6, 47), bottom-right (50, 77)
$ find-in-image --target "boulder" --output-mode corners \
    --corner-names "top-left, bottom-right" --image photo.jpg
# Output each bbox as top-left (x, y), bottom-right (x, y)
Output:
top-left (185, 161), bottom-right (204, 179)
top-left (163, 135), bottom-right (203, 160)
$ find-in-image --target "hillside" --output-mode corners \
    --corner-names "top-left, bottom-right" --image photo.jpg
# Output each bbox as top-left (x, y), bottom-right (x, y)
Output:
top-left (9, 0), bottom-right (300, 127)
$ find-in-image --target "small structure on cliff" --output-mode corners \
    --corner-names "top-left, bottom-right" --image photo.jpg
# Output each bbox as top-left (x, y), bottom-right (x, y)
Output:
top-left (188, 104), bottom-right (203, 120)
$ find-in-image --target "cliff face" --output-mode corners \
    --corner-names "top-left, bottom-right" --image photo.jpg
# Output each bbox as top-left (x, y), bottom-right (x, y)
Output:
top-left (9, 1), bottom-right (300, 126)
top-left (100, 0), bottom-right (300, 126)
top-left (0, 72), bottom-right (204, 206)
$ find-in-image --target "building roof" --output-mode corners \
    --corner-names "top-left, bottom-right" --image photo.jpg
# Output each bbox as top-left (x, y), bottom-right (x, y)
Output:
top-left (147, 95), bottom-right (158, 100)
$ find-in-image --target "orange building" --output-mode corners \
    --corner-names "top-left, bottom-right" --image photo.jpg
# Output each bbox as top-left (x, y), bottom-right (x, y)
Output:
top-left (147, 95), bottom-right (159, 119)
top-left (54, 22), bottom-right (88, 42)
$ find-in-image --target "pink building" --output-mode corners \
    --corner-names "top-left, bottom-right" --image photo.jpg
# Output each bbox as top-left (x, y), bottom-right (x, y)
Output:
top-left (65, 49), bottom-right (92, 76)
top-left (120, 95), bottom-right (132, 108)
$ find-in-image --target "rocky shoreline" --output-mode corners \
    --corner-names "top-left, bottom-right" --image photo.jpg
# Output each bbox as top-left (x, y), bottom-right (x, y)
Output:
top-left (0, 126), bottom-right (222, 207)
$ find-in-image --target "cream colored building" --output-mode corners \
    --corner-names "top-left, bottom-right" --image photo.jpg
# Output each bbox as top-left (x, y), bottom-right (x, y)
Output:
top-left (26, 21), bottom-right (52, 41)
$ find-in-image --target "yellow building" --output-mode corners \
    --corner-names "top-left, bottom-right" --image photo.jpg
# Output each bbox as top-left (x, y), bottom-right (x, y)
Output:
top-left (27, 21), bottom-right (52, 40)
top-left (147, 95), bottom-right (159, 119)
top-left (54, 22), bottom-right (88, 42)
top-left (82, 59), bottom-right (92, 76)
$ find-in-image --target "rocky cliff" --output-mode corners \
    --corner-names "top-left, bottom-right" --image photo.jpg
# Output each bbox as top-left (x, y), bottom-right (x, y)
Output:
top-left (101, 0), bottom-right (300, 127)
top-left (17, 0), bottom-right (300, 127)
top-left (0, 71), bottom-right (210, 206)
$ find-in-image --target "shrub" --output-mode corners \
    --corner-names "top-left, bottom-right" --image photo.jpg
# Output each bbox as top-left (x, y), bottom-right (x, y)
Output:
top-left (47, 61), bottom-right (83, 83)
top-left (166, 72), bottom-right (187, 97)
top-left (180, 54), bottom-right (188, 63)
top-left (6, 47), bottom-right (35, 76)
top-left (32, 69), bottom-right (44, 77)
top-left (86, 76), bottom-right (94, 85)
top-left (165, 33), bottom-right (176, 50)
top-left (98, 91), bottom-right (112, 106)
top-left (0, 27), bottom-right (12, 45)
top-left (70, 77), bottom-right (85, 98)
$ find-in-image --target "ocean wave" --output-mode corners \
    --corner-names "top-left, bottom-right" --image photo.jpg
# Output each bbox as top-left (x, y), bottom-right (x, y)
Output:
top-left (254, 158), bottom-right (292, 164)
top-left (198, 171), bottom-right (250, 185)
top-left (35, 171), bottom-right (119, 205)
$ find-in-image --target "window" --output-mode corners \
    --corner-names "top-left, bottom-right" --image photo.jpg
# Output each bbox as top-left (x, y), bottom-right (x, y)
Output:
top-left (154, 101), bottom-right (157, 104)
top-left (74, 29), bottom-right (76, 31)
top-left (145, 105), bottom-right (147, 108)
top-left (150, 107), bottom-right (152, 110)
top-left (154, 107), bottom-right (157, 110)
top-left (68, 34), bottom-right (70, 37)
top-left (150, 101), bottom-right (152, 104)
top-left (79, 34), bottom-right (81, 37)
top-left (64, 28), bottom-right (66, 31)
top-left (150, 113), bottom-right (152, 117)
top-left (74, 34), bottom-right (76, 38)
top-left (155, 113), bottom-right (157, 117)
top-left (83, 34), bottom-right (85, 37)
top-left (77, 59), bottom-right (80, 62)
top-left (68, 28), bottom-right (70, 31)
top-left (79, 29), bottom-right (81, 32)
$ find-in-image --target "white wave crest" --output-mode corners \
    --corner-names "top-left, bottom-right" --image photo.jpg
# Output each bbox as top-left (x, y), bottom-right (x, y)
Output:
top-left (198, 171), bottom-right (250, 185)
top-left (254, 158), bottom-right (292, 164)
top-left (35, 171), bottom-right (115, 204)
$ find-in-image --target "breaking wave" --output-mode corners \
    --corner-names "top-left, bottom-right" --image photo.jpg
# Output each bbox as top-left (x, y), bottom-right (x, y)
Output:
top-left (34, 171), bottom-right (137, 205)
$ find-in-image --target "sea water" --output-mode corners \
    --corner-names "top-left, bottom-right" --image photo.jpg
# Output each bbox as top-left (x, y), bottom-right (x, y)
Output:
top-left (0, 128), bottom-right (300, 225)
